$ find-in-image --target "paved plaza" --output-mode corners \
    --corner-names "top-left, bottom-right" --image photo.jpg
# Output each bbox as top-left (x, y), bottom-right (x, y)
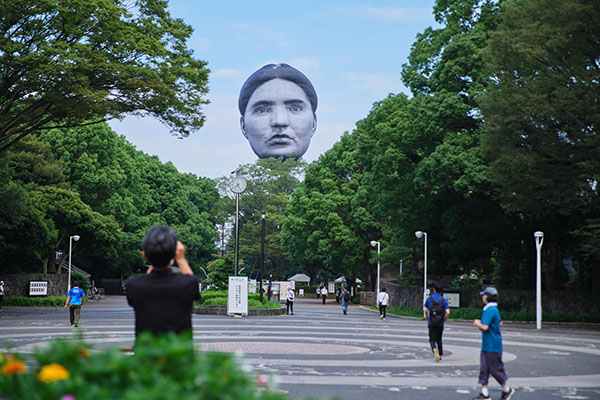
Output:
top-left (1, 296), bottom-right (599, 400)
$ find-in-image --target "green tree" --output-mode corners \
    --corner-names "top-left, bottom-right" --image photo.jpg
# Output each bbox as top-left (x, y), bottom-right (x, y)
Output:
top-left (0, 0), bottom-right (210, 152)
top-left (481, 0), bottom-right (600, 290)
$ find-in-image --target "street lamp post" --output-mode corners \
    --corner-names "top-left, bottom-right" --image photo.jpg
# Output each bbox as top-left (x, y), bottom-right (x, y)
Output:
top-left (260, 211), bottom-right (265, 302)
top-left (415, 231), bottom-right (427, 313)
top-left (534, 231), bottom-right (544, 330)
top-left (370, 240), bottom-right (380, 294)
top-left (68, 235), bottom-right (80, 291)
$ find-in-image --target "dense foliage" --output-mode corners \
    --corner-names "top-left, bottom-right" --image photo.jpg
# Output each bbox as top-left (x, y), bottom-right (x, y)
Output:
top-left (0, 334), bottom-right (288, 400)
top-left (0, 0), bottom-right (210, 152)
top-left (0, 124), bottom-right (218, 279)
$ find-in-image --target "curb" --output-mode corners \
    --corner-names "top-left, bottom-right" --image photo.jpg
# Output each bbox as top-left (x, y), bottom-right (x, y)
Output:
top-left (193, 305), bottom-right (286, 316)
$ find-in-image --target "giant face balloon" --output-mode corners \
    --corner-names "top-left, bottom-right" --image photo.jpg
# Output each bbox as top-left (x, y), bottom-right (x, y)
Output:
top-left (239, 64), bottom-right (317, 159)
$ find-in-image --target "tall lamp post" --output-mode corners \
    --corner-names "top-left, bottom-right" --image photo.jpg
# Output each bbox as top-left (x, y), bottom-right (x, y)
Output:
top-left (415, 231), bottom-right (427, 313)
top-left (68, 235), bottom-right (80, 291)
top-left (370, 240), bottom-right (381, 294)
top-left (260, 211), bottom-right (265, 302)
top-left (229, 169), bottom-right (246, 276)
top-left (534, 231), bottom-right (544, 330)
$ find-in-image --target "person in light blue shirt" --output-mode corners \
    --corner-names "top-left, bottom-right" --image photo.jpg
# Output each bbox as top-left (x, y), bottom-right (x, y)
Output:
top-left (64, 281), bottom-right (86, 327)
top-left (472, 287), bottom-right (515, 400)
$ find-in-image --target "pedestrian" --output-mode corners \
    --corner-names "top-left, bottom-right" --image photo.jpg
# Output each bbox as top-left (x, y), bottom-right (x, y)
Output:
top-left (267, 285), bottom-right (272, 302)
top-left (321, 286), bottom-right (328, 304)
top-left (126, 226), bottom-right (200, 340)
top-left (316, 286), bottom-right (320, 299)
top-left (472, 287), bottom-right (516, 400)
top-left (377, 287), bottom-right (389, 320)
top-left (286, 285), bottom-right (295, 315)
top-left (424, 282), bottom-right (450, 362)
top-left (0, 280), bottom-right (5, 311)
top-left (335, 287), bottom-right (341, 304)
top-left (341, 287), bottom-right (351, 315)
top-left (64, 281), bottom-right (86, 327)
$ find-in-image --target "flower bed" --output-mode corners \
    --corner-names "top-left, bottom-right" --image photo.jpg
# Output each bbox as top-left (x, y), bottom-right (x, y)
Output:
top-left (0, 334), bottom-right (288, 400)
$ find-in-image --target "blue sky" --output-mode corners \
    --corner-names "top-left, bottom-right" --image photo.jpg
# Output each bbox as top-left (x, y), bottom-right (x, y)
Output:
top-left (108, 1), bottom-right (439, 179)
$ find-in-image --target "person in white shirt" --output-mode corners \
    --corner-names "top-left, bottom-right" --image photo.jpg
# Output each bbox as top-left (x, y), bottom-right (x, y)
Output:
top-left (0, 280), bottom-right (5, 311)
top-left (320, 286), bottom-right (328, 304)
top-left (286, 286), bottom-right (295, 315)
top-left (377, 288), bottom-right (389, 320)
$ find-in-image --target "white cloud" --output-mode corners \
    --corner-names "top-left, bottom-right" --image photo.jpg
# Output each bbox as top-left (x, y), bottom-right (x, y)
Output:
top-left (323, 6), bottom-right (431, 21)
top-left (212, 68), bottom-right (245, 79)
top-left (192, 37), bottom-right (211, 51)
top-left (342, 72), bottom-right (403, 93)
top-left (229, 24), bottom-right (293, 48)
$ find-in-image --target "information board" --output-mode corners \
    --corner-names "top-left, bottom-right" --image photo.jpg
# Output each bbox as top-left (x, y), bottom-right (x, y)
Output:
top-left (29, 281), bottom-right (48, 296)
top-left (227, 276), bottom-right (248, 316)
top-left (445, 293), bottom-right (460, 308)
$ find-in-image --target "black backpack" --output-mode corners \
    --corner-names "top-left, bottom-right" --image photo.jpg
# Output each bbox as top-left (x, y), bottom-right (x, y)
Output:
top-left (429, 295), bottom-right (445, 327)
top-left (343, 291), bottom-right (351, 302)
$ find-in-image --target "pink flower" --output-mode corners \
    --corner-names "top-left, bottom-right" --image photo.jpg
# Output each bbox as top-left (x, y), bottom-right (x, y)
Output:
top-left (61, 396), bottom-right (75, 400)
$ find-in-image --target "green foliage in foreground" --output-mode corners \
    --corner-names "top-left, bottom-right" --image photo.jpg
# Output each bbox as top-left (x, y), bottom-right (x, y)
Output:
top-left (0, 334), bottom-right (287, 400)
top-left (196, 291), bottom-right (281, 308)
top-left (375, 307), bottom-right (600, 324)
top-left (3, 297), bottom-right (66, 307)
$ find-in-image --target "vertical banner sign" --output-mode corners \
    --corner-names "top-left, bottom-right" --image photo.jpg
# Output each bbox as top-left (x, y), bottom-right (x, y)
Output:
top-left (228, 276), bottom-right (248, 316)
top-left (248, 279), bottom-right (257, 294)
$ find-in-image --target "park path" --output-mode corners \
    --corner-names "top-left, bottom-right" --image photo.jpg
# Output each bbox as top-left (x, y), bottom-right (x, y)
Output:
top-left (1, 295), bottom-right (599, 400)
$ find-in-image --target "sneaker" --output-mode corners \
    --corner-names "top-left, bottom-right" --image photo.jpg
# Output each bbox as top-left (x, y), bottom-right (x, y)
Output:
top-left (473, 393), bottom-right (491, 400)
top-left (500, 388), bottom-right (515, 400)
top-left (433, 348), bottom-right (441, 362)
top-left (379, 315), bottom-right (383, 319)
top-left (382, 317), bottom-right (385, 320)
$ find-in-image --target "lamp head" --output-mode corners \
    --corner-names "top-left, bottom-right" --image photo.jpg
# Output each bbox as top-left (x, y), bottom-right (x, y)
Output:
top-left (415, 231), bottom-right (423, 239)
top-left (370, 240), bottom-right (378, 248)
top-left (534, 231), bottom-right (544, 238)
top-left (73, 235), bottom-right (80, 241)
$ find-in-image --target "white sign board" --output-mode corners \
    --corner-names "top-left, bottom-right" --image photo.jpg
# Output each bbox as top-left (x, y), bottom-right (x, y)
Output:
top-left (328, 282), bottom-right (335, 294)
top-left (227, 276), bottom-right (248, 316)
top-left (299, 289), bottom-right (304, 297)
top-left (248, 279), bottom-right (257, 294)
top-left (445, 293), bottom-right (460, 308)
top-left (29, 281), bottom-right (48, 296)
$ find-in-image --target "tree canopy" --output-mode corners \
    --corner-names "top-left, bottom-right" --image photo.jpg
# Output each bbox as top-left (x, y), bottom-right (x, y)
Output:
top-left (0, 0), bottom-right (210, 152)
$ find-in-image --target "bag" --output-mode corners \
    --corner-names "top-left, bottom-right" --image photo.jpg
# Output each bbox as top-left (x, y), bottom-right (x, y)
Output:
top-left (343, 291), bottom-right (350, 302)
top-left (429, 295), bottom-right (445, 327)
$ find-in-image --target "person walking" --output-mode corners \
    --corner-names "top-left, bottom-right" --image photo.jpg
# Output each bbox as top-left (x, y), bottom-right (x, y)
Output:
top-left (286, 285), bottom-right (295, 315)
top-left (321, 286), bottom-right (328, 304)
top-left (472, 287), bottom-right (516, 400)
top-left (335, 287), bottom-right (341, 304)
top-left (341, 287), bottom-right (351, 315)
top-left (424, 282), bottom-right (450, 362)
top-left (0, 280), bottom-right (5, 311)
top-left (316, 286), bottom-right (320, 299)
top-left (64, 281), bottom-right (86, 327)
top-left (377, 288), bottom-right (389, 320)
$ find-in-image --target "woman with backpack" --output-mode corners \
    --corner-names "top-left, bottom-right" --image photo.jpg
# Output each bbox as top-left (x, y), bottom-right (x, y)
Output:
top-left (424, 282), bottom-right (450, 362)
top-left (341, 287), bottom-right (351, 315)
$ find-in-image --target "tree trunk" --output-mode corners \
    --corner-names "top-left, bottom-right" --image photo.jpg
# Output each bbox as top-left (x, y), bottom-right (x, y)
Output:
top-left (545, 229), bottom-right (559, 290)
top-left (592, 257), bottom-right (600, 293)
top-left (362, 248), bottom-right (373, 291)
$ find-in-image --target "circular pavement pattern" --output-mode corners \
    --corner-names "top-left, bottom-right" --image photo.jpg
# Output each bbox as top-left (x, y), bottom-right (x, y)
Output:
top-left (200, 341), bottom-right (370, 355)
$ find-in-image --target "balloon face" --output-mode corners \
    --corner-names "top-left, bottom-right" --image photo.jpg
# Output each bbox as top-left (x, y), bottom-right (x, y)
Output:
top-left (241, 78), bottom-right (317, 159)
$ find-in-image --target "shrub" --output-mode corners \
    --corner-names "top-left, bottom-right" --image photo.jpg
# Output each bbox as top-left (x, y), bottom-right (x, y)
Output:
top-left (196, 290), bottom-right (281, 309)
top-left (0, 334), bottom-right (288, 400)
top-left (3, 296), bottom-right (66, 307)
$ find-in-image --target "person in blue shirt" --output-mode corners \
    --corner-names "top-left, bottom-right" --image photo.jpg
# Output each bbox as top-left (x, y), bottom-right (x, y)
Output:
top-left (64, 281), bottom-right (86, 327)
top-left (424, 282), bottom-right (450, 362)
top-left (473, 287), bottom-right (515, 400)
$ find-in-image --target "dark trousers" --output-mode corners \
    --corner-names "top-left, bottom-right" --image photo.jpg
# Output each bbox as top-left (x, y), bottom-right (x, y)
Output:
top-left (286, 300), bottom-right (293, 314)
top-left (322, 295), bottom-right (326, 304)
top-left (379, 304), bottom-right (387, 318)
top-left (69, 304), bottom-right (81, 325)
top-left (428, 325), bottom-right (444, 355)
top-left (479, 351), bottom-right (508, 385)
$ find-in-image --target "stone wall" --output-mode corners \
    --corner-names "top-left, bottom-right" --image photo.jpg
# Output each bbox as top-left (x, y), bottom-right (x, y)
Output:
top-left (380, 280), bottom-right (600, 315)
top-left (0, 274), bottom-right (68, 297)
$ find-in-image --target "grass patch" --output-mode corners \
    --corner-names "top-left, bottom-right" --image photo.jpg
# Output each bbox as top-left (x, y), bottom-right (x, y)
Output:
top-left (196, 290), bottom-right (281, 309)
top-left (372, 306), bottom-right (600, 323)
